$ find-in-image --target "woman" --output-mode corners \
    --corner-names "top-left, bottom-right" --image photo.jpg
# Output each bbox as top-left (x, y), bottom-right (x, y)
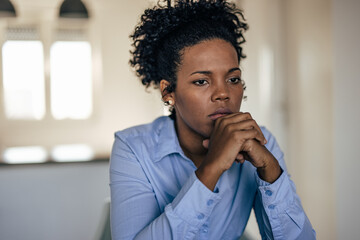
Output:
top-left (110, 0), bottom-right (316, 239)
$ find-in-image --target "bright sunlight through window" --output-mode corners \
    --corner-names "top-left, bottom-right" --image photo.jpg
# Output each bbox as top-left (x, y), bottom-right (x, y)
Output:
top-left (3, 146), bottom-right (47, 164)
top-left (50, 41), bottom-right (92, 120)
top-left (51, 144), bottom-right (94, 162)
top-left (2, 41), bottom-right (45, 120)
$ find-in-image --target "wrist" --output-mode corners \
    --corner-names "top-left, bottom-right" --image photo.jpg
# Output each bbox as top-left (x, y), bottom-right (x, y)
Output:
top-left (196, 161), bottom-right (224, 191)
top-left (257, 156), bottom-right (282, 183)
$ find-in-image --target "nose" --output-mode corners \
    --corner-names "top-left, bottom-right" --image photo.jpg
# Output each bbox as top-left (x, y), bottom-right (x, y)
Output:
top-left (211, 82), bottom-right (230, 102)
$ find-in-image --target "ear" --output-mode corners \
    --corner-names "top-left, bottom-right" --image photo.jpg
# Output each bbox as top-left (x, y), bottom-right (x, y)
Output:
top-left (160, 80), bottom-right (175, 102)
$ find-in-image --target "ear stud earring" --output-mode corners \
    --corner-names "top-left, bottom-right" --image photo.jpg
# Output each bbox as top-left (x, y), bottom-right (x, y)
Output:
top-left (164, 99), bottom-right (174, 106)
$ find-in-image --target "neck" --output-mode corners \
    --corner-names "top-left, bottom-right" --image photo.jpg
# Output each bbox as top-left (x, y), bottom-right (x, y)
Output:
top-left (174, 119), bottom-right (207, 168)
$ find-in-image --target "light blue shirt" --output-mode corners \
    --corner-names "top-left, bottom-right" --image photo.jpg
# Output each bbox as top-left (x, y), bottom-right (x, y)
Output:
top-left (110, 116), bottom-right (316, 239)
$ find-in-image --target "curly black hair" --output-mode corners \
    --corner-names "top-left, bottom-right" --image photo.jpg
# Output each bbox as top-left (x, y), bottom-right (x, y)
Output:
top-left (130, 0), bottom-right (248, 117)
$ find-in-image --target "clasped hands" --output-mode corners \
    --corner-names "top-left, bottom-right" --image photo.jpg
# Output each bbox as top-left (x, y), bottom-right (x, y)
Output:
top-left (196, 112), bottom-right (282, 191)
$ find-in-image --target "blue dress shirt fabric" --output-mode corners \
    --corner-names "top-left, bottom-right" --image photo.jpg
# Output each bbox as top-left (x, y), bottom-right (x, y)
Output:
top-left (110, 116), bottom-right (316, 240)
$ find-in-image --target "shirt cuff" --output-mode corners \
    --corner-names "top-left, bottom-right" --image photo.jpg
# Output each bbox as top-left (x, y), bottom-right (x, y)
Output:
top-left (254, 170), bottom-right (295, 214)
top-left (167, 171), bottom-right (222, 228)
top-left (255, 170), bottom-right (308, 239)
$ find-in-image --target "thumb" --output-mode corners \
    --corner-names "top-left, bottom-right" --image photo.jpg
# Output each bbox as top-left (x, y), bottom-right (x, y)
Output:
top-left (202, 139), bottom-right (210, 149)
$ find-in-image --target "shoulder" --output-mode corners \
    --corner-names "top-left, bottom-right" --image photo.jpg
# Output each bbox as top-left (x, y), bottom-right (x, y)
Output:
top-left (111, 116), bottom-right (172, 165)
top-left (114, 116), bottom-right (170, 142)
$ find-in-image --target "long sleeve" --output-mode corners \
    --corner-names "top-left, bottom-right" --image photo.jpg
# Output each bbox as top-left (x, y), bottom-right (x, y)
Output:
top-left (253, 128), bottom-right (316, 240)
top-left (110, 118), bottom-right (316, 239)
top-left (110, 134), bottom-right (221, 240)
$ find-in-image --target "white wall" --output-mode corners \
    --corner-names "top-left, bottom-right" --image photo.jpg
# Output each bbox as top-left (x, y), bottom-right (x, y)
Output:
top-left (0, 162), bottom-right (109, 240)
top-left (240, 0), bottom-right (287, 152)
top-left (241, 1), bottom-right (337, 239)
top-left (239, 1), bottom-right (287, 237)
top-left (332, 0), bottom-right (360, 238)
top-left (284, 1), bottom-right (336, 239)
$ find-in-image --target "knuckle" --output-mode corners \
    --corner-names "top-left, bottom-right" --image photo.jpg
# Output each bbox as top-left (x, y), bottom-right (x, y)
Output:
top-left (250, 128), bottom-right (257, 135)
top-left (244, 112), bottom-right (252, 119)
top-left (249, 119), bottom-right (256, 126)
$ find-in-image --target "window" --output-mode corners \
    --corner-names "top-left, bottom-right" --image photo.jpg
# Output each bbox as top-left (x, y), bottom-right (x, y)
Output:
top-left (50, 41), bottom-right (92, 120)
top-left (2, 28), bottom-right (45, 120)
top-left (0, 25), bottom-right (97, 164)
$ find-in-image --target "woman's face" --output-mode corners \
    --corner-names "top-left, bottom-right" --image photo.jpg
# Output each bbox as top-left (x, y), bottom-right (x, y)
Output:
top-left (171, 38), bottom-right (244, 139)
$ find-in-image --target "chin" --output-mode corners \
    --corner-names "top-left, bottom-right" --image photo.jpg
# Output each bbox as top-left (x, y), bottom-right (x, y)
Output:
top-left (198, 124), bottom-right (214, 139)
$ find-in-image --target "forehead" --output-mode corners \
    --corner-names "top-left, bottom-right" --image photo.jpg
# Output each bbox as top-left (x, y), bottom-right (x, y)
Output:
top-left (178, 39), bottom-right (239, 74)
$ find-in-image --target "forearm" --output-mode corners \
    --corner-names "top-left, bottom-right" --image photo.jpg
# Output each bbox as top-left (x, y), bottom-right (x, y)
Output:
top-left (133, 205), bottom-right (201, 240)
top-left (111, 171), bottom-right (221, 240)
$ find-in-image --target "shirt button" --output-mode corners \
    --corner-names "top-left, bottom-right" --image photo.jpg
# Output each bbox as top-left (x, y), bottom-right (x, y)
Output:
top-left (207, 199), bottom-right (214, 206)
top-left (268, 204), bottom-right (276, 210)
top-left (265, 190), bottom-right (273, 196)
top-left (202, 228), bottom-right (208, 233)
top-left (197, 213), bottom-right (205, 220)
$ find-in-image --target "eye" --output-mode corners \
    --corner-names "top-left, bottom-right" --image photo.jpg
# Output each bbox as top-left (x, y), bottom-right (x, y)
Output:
top-left (227, 77), bottom-right (241, 84)
top-left (193, 79), bottom-right (208, 86)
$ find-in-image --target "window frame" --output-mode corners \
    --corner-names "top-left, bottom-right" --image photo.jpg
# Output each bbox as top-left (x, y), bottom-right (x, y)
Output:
top-left (0, 19), bottom-right (103, 164)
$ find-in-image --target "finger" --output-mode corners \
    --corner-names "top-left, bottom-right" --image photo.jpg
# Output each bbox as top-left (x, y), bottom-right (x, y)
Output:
top-left (216, 112), bottom-right (253, 122)
top-left (236, 153), bottom-right (246, 164)
top-left (229, 119), bottom-right (266, 144)
top-left (215, 113), bottom-right (267, 145)
top-left (226, 126), bottom-right (266, 145)
top-left (240, 150), bottom-right (252, 162)
top-left (236, 153), bottom-right (244, 161)
top-left (235, 153), bottom-right (244, 163)
top-left (241, 140), bottom-right (269, 168)
top-left (202, 139), bottom-right (210, 149)
top-left (214, 112), bottom-right (250, 130)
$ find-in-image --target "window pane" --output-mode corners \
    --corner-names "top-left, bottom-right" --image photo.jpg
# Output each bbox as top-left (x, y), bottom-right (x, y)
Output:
top-left (51, 144), bottom-right (94, 162)
top-left (3, 146), bottom-right (47, 164)
top-left (2, 41), bottom-right (45, 120)
top-left (50, 41), bottom-right (92, 120)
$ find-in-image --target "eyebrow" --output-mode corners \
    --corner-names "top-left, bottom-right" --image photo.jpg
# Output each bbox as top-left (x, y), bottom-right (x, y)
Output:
top-left (189, 67), bottom-right (241, 76)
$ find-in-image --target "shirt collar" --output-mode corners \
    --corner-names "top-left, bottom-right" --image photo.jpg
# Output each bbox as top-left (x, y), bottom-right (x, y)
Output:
top-left (153, 116), bottom-right (185, 162)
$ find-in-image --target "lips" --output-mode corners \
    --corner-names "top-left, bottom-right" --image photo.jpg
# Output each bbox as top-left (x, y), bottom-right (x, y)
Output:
top-left (208, 108), bottom-right (233, 121)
